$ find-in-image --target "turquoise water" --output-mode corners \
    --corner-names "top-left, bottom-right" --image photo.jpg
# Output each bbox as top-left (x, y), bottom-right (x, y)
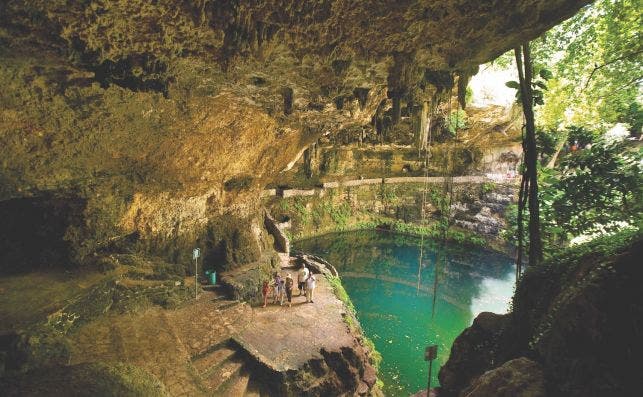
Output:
top-left (294, 230), bottom-right (515, 396)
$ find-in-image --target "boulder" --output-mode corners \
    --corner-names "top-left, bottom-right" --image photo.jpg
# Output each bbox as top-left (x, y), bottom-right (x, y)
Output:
top-left (459, 357), bottom-right (546, 397)
top-left (438, 312), bottom-right (510, 397)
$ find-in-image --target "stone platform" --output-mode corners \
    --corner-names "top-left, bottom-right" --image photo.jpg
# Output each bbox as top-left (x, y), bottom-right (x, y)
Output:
top-left (64, 263), bottom-right (377, 396)
top-left (235, 277), bottom-right (353, 372)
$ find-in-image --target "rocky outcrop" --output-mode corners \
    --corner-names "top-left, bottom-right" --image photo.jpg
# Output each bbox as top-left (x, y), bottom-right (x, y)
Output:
top-left (460, 357), bottom-right (546, 397)
top-left (439, 231), bottom-right (643, 397)
top-left (452, 184), bottom-right (517, 236)
top-left (264, 212), bottom-right (290, 255)
top-left (438, 312), bottom-right (512, 397)
top-left (233, 273), bottom-right (380, 396)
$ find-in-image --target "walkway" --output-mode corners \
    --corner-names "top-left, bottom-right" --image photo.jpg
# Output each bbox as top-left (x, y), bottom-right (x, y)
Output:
top-left (263, 174), bottom-right (519, 198)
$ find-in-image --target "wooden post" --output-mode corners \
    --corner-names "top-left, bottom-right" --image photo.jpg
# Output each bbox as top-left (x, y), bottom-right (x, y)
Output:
top-left (193, 248), bottom-right (201, 299)
top-left (425, 345), bottom-right (438, 395)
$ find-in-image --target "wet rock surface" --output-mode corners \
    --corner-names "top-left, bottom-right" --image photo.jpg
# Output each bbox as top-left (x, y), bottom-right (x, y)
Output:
top-left (234, 266), bottom-right (378, 396)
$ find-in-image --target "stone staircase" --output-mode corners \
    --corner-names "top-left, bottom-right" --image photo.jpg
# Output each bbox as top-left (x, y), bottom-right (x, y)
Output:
top-left (190, 341), bottom-right (271, 397)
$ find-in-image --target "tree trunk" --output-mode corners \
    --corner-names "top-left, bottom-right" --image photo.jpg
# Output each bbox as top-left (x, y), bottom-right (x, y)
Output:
top-left (514, 43), bottom-right (543, 273)
top-left (546, 132), bottom-right (568, 169)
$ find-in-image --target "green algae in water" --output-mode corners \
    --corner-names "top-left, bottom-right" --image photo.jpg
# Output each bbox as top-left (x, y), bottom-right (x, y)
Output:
top-left (295, 230), bottom-right (515, 397)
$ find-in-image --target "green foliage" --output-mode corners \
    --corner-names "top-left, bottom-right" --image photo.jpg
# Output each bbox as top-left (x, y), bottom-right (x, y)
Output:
top-left (465, 86), bottom-right (474, 106)
top-left (385, 220), bottom-right (486, 248)
top-left (378, 185), bottom-right (398, 203)
top-left (446, 109), bottom-right (468, 135)
top-left (505, 136), bottom-right (642, 250)
top-left (505, 64), bottom-right (552, 106)
top-left (545, 139), bottom-right (642, 236)
top-left (532, 0), bottom-right (642, 131)
top-left (536, 128), bottom-right (563, 162)
top-left (326, 201), bottom-right (353, 228)
top-left (481, 182), bottom-right (496, 194)
top-left (362, 334), bottom-right (383, 371)
top-left (280, 195), bottom-right (355, 237)
top-left (293, 198), bottom-right (311, 226)
top-left (327, 275), bottom-right (355, 313)
top-left (565, 125), bottom-right (600, 147)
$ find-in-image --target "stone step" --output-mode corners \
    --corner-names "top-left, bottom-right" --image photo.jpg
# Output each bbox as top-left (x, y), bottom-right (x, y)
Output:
top-left (202, 359), bottom-right (244, 392)
top-left (192, 346), bottom-right (236, 376)
top-left (216, 371), bottom-right (250, 397)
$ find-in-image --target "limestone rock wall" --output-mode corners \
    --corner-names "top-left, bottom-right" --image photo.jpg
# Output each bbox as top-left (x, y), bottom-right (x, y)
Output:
top-left (266, 179), bottom-right (516, 243)
top-left (0, 0), bottom-right (588, 272)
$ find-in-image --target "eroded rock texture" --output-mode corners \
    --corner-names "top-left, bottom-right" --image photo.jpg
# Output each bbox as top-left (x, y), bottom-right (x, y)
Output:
top-left (0, 1), bottom-right (590, 271)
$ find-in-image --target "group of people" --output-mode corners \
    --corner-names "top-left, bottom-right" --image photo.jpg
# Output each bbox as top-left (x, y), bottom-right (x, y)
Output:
top-left (261, 263), bottom-right (317, 308)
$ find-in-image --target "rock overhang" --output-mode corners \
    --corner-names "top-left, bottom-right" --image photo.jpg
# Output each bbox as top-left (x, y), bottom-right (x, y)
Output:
top-left (0, 0), bottom-right (592, 259)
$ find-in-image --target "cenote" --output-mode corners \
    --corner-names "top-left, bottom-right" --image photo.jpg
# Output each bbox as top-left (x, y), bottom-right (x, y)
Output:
top-left (295, 230), bottom-right (515, 397)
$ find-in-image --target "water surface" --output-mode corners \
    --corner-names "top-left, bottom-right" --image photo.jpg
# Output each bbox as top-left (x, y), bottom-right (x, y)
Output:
top-left (295, 230), bottom-right (515, 396)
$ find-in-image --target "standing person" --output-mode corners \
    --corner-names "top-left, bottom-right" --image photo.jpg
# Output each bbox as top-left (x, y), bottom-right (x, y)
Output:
top-left (306, 272), bottom-right (317, 303)
top-left (279, 276), bottom-right (286, 306)
top-left (261, 280), bottom-right (270, 308)
top-left (273, 272), bottom-right (283, 304)
top-left (285, 273), bottom-right (294, 308)
top-left (298, 264), bottom-right (309, 296)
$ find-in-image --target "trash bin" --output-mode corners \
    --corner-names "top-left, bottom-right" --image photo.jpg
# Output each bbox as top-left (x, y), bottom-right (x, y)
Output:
top-left (205, 270), bottom-right (216, 285)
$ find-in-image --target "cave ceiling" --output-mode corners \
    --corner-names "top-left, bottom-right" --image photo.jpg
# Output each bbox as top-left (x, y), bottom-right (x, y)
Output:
top-left (0, 0), bottom-right (591, 239)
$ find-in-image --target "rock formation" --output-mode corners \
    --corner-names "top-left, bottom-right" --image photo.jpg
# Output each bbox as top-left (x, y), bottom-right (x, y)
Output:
top-left (0, 0), bottom-right (591, 274)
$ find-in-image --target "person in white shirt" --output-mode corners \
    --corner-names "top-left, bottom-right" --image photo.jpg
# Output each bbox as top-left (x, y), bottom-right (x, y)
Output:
top-left (298, 264), bottom-right (309, 296)
top-left (306, 273), bottom-right (317, 303)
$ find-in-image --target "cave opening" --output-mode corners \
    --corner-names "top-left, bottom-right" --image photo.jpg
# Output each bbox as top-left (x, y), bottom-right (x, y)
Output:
top-left (0, 196), bottom-right (86, 274)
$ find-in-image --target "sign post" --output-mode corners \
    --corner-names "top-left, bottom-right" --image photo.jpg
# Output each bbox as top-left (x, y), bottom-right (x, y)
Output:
top-left (424, 345), bottom-right (438, 395)
top-left (192, 248), bottom-right (201, 299)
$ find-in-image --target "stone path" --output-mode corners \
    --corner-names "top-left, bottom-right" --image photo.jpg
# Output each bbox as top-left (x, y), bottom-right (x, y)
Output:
top-left (263, 174), bottom-right (520, 198)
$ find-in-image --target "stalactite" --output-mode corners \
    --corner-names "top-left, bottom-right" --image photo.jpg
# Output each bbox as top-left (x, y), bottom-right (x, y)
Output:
top-left (281, 86), bottom-right (294, 115)
top-left (353, 87), bottom-right (370, 110)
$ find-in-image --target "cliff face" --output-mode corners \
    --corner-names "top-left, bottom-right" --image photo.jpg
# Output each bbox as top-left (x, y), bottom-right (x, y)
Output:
top-left (0, 0), bottom-right (590, 272)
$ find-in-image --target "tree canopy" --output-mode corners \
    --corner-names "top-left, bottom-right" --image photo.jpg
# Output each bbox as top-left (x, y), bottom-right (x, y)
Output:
top-left (494, 0), bottom-right (642, 133)
top-left (536, 0), bottom-right (642, 131)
